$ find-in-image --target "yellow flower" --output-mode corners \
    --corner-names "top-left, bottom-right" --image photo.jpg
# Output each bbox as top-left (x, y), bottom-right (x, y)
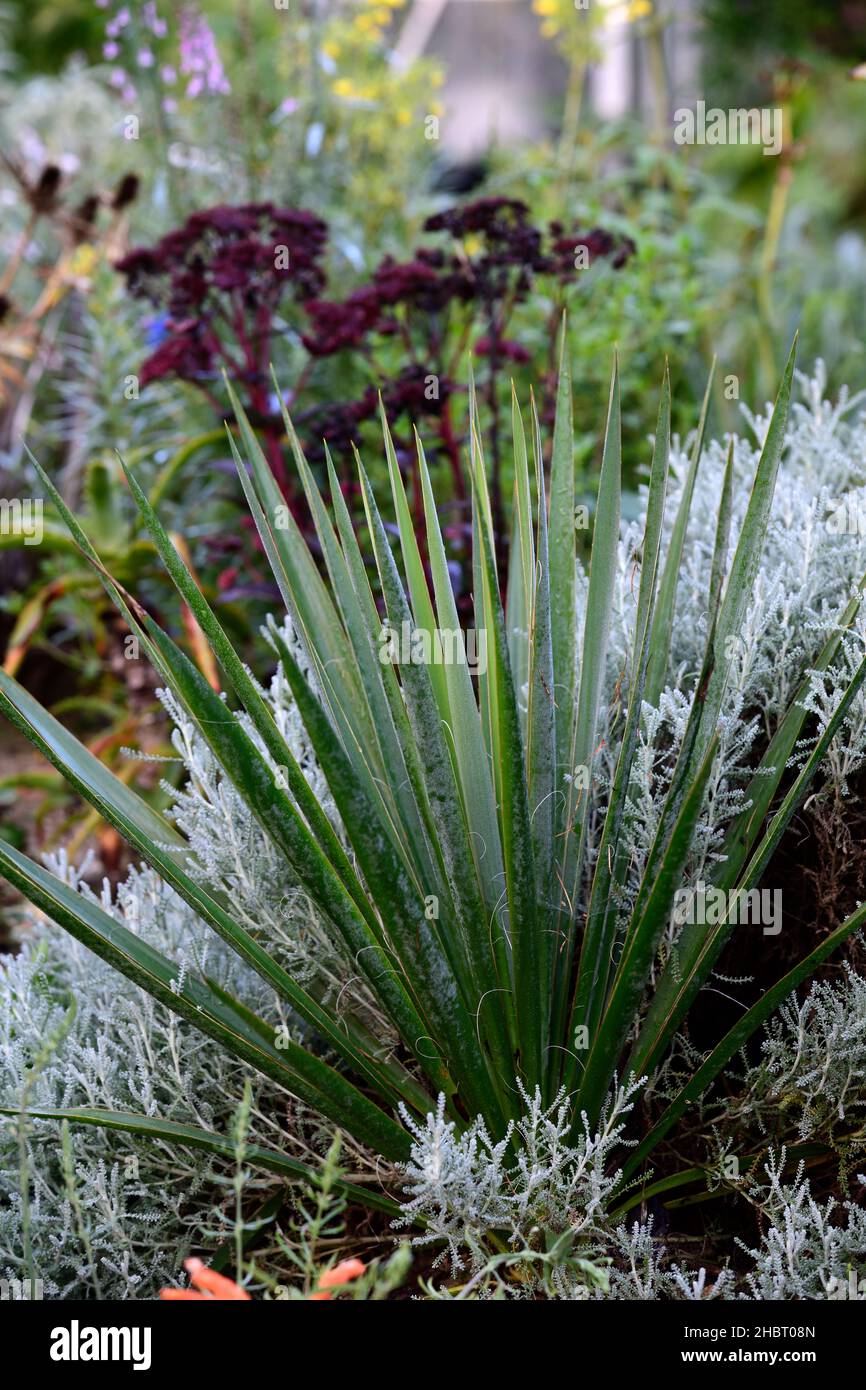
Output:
top-left (396, 107), bottom-right (411, 125)
top-left (463, 234), bottom-right (483, 256)
top-left (68, 245), bottom-right (98, 280)
top-left (532, 0), bottom-right (560, 14)
top-left (333, 77), bottom-right (359, 98)
top-left (602, 0), bottom-right (652, 21)
top-left (352, 3), bottom-right (390, 35)
top-left (321, 40), bottom-right (340, 60)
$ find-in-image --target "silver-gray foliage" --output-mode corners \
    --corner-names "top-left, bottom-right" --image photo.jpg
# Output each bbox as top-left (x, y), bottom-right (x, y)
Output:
top-left (396, 1078), bottom-right (641, 1274)
top-left (739, 1152), bottom-right (866, 1299)
top-left (0, 856), bottom-right (292, 1299)
top-left (735, 964), bottom-right (866, 1142)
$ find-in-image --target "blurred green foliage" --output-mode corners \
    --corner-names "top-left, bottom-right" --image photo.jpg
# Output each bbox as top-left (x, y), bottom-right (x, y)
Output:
top-left (3, 0), bottom-right (101, 75)
top-left (700, 0), bottom-right (866, 93)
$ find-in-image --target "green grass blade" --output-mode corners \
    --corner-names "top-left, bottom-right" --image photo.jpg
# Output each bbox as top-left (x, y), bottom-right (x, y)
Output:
top-left (548, 317), bottom-right (577, 790)
top-left (357, 447), bottom-right (514, 1116)
top-left (468, 419), bottom-right (545, 1090)
top-left (568, 354), bottom-right (622, 854)
top-left (0, 667), bottom-right (425, 1109)
top-left (378, 401), bottom-right (449, 718)
top-left (223, 387), bottom-right (378, 781)
top-left (413, 434), bottom-right (506, 929)
top-left (0, 1106), bottom-right (401, 1217)
top-left (0, 839), bottom-right (410, 1161)
top-left (621, 894), bottom-right (866, 1184)
top-left (288, 435), bottom-right (441, 889)
top-left (411, 435), bottom-right (517, 1073)
top-left (1, 470), bottom-right (434, 1118)
top-left (569, 365), bottom-right (671, 1069)
top-left (708, 440), bottom-right (734, 620)
top-left (609, 343), bottom-right (797, 1082)
top-left (552, 356), bottom-right (621, 1042)
top-left (576, 732), bottom-right (720, 1127)
top-left (643, 359), bottom-right (716, 707)
top-left (622, 351), bottom-right (793, 955)
top-left (507, 385), bottom-right (535, 738)
top-left (526, 394), bottom-right (557, 912)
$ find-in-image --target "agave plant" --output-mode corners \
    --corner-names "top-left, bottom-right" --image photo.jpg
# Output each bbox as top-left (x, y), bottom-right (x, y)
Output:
top-left (2, 331), bottom-right (866, 1232)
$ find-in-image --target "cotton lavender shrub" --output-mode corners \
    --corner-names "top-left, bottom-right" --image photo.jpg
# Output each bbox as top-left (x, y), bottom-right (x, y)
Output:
top-left (0, 863), bottom-right (293, 1299)
top-left (6, 339), bottom-right (866, 1299)
top-left (396, 1078), bottom-right (642, 1275)
top-left (738, 1152), bottom-right (866, 1300)
top-left (717, 960), bottom-right (866, 1150)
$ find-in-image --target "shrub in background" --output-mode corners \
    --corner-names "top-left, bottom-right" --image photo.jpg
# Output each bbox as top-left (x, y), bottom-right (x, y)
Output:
top-left (115, 196), bottom-right (635, 538)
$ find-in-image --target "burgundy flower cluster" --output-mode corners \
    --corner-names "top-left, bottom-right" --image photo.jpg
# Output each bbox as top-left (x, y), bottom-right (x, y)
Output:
top-left (117, 203), bottom-right (327, 390)
top-left (117, 196), bottom-right (635, 492)
top-left (116, 196), bottom-right (636, 605)
top-left (548, 221), bottom-right (637, 277)
top-left (296, 197), bottom-right (634, 471)
top-left (301, 198), bottom-right (573, 361)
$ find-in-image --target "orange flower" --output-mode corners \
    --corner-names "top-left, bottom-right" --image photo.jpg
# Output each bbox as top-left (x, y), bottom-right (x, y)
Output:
top-left (160, 1257), bottom-right (251, 1301)
top-left (309, 1258), bottom-right (366, 1300)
